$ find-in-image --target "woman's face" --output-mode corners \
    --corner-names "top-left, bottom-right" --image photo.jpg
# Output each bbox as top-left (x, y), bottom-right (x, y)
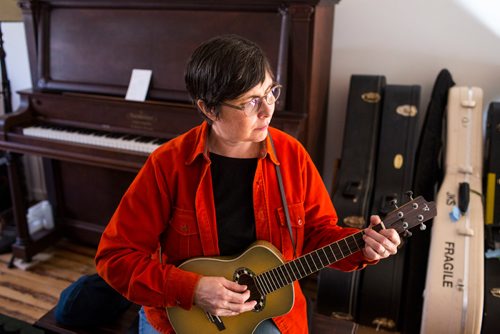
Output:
top-left (208, 73), bottom-right (276, 154)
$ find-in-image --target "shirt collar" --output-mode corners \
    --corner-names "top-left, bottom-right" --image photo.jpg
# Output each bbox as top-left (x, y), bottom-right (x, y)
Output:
top-left (185, 122), bottom-right (280, 166)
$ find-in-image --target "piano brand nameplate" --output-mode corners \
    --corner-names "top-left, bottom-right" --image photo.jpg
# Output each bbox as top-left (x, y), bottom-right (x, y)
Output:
top-left (127, 110), bottom-right (157, 131)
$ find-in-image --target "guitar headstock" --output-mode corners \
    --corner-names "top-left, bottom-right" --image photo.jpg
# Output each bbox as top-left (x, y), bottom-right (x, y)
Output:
top-left (381, 195), bottom-right (437, 237)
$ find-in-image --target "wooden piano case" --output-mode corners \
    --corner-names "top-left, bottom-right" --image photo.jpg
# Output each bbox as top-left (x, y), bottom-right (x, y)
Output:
top-left (0, 0), bottom-right (338, 261)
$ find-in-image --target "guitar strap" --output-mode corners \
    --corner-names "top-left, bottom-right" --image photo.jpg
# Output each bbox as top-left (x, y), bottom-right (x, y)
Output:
top-left (268, 134), bottom-right (296, 257)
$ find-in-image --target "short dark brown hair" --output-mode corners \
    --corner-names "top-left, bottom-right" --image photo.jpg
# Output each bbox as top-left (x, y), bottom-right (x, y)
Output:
top-left (185, 34), bottom-right (274, 122)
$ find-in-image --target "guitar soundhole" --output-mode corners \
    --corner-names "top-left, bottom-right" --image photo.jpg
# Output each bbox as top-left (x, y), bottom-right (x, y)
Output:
top-left (233, 268), bottom-right (266, 312)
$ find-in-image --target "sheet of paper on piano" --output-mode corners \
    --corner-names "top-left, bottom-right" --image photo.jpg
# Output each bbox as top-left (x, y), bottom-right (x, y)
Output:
top-left (125, 69), bottom-right (153, 102)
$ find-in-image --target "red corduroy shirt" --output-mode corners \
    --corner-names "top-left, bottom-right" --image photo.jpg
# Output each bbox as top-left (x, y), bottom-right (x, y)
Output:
top-left (95, 122), bottom-right (375, 333)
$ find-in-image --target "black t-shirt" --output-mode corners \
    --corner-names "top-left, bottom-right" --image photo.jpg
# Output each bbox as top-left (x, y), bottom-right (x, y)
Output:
top-left (210, 152), bottom-right (257, 256)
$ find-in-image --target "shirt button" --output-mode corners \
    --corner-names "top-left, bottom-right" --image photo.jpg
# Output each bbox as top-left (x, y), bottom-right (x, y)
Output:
top-left (298, 218), bottom-right (303, 226)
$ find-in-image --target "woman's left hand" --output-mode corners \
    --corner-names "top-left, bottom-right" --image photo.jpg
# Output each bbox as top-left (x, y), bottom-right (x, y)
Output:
top-left (362, 215), bottom-right (401, 261)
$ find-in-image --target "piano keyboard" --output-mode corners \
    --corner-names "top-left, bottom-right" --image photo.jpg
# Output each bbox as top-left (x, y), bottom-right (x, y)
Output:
top-left (23, 125), bottom-right (166, 154)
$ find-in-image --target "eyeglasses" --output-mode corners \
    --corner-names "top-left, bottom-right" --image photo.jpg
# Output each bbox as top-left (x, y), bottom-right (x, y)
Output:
top-left (220, 84), bottom-right (282, 117)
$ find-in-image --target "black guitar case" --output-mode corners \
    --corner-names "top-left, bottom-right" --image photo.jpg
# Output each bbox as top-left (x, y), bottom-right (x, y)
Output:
top-left (482, 257), bottom-right (500, 334)
top-left (402, 69), bottom-right (454, 333)
top-left (316, 75), bottom-right (386, 320)
top-left (485, 102), bottom-right (500, 244)
top-left (355, 84), bottom-right (422, 331)
top-left (482, 102), bottom-right (500, 334)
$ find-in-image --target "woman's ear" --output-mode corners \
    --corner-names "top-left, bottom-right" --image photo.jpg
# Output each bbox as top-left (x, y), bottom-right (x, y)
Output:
top-left (197, 100), bottom-right (217, 122)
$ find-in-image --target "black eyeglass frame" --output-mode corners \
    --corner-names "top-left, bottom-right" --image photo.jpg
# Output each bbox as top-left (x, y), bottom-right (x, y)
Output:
top-left (219, 84), bottom-right (282, 116)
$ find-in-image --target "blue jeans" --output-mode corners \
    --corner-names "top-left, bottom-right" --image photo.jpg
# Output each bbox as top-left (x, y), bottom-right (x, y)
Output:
top-left (138, 307), bottom-right (281, 333)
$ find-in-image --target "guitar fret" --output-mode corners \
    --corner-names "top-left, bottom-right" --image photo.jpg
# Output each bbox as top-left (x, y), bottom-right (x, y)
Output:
top-left (255, 275), bottom-right (265, 295)
top-left (332, 242), bottom-right (344, 259)
top-left (288, 262), bottom-right (298, 281)
top-left (257, 274), bottom-right (265, 294)
top-left (262, 273), bottom-right (272, 294)
top-left (268, 271), bottom-right (278, 291)
top-left (292, 261), bottom-right (301, 280)
top-left (319, 248), bottom-right (329, 265)
top-left (324, 245), bottom-right (337, 263)
top-left (272, 268), bottom-right (284, 289)
top-left (297, 258), bottom-right (307, 278)
top-left (308, 252), bottom-right (318, 270)
top-left (304, 254), bottom-right (314, 273)
top-left (297, 257), bottom-right (308, 277)
top-left (286, 265), bottom-right (295, 283)
top-left (353, 233), bottom-right (362, 249)
top-left (346, 235), bottom-right (359, 253)
top-left (279, 265), bottom-right (292, 285)
top-left (340, 238), bottom-right (351, 256)
top-left (277, 266), bottom-right (286, 285)
top-left (340, 239), bottom-right (350, 256)
top-left (316, 251), bottom-right (325, 268)
top-left (267, 271), bottom-right (277, 292)
top-left (267, 270), bottom-right (277, 291)
top-left (257, 275), bottom-right (267, 295)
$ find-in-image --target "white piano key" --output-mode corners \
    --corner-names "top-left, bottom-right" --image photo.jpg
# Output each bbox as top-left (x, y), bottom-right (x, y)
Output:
top-left (22, 126), bottom-right (161, 154)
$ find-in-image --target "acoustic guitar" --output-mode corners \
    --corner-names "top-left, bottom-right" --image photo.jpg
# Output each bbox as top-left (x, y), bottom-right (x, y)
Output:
top-left (166, 196), bottom-right (436, 334)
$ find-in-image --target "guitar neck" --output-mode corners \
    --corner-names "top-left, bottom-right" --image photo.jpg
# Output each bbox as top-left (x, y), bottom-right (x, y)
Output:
top-left (255, 225), bottom-right (383, 295)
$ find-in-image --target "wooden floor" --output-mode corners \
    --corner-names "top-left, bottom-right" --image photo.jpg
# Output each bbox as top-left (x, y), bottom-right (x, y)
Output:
top-left (0, 239), bottom-right (97, 325)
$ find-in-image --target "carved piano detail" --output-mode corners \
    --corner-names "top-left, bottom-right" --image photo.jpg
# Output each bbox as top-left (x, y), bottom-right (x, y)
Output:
top-left (0, 0), bottom-right (337, 261)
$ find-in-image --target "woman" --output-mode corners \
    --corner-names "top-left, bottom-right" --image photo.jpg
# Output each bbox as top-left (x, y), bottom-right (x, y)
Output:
top-left (95, 34), bottom-right (401, 334)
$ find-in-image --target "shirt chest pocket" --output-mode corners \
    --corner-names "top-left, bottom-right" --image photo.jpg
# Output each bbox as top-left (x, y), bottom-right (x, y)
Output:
top-left (276, 202), bottom-right (305, 260)
top-left (164, 207), bottom-right (203, 262)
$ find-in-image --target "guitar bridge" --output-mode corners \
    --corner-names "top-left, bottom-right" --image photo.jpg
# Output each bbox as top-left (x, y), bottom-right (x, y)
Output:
top-left (205, 312), bottom-right (226, 331)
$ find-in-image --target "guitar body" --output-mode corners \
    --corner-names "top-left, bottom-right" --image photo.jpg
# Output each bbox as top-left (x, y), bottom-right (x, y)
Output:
top-left (166, 241), bottom-right (294, 334)
top-left (421, 87), bottom-right (484, 333)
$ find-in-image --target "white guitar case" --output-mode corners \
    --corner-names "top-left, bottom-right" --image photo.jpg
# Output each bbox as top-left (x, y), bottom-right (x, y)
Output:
top-left (420, 86), bottom-right (484, 333)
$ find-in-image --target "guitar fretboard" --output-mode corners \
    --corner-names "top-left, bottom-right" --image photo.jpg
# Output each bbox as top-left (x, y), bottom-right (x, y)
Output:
top-left (255, 230), bottom-right (368, 295)
top-left (252, 196), bottom-right (435, 296)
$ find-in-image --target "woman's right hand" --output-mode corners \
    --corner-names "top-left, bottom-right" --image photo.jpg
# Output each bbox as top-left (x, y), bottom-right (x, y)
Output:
top-left (193, 276), bottom-right (257, 316)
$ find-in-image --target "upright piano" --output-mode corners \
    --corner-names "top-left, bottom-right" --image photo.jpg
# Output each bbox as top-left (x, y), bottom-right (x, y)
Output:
top-left (0, 0), bottom-right (338, 261)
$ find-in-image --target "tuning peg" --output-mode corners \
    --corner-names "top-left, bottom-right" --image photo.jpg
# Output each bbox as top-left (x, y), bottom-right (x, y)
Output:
top-left (419, 223), bottom-right (427, 231)
top-left (390, 199), bottom-right (398, 208)
top-left (405, 191), bottom-right (414, 200)
top-left (403, 230), bottom-right (413, 237)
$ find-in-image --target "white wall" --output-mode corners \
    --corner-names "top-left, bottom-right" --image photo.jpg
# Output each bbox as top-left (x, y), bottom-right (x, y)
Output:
top-left (1, 22), bottom-right (31, 114)
top-left (2, 22), bottom-right (42, 200)
top-left (3, 1), bottom-right (500, 191)
top-left (323, 0), bottom-right (500, 190)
